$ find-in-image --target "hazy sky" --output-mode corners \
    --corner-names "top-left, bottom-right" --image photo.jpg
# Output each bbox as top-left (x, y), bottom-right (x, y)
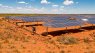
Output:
top-left (0, 0), bottom-right (95, 14)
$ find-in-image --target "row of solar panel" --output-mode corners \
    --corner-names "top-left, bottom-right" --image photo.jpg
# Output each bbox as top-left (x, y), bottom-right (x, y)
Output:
top-left (5, 15), bottom-right (95, 28)
top-left (6, 16), bottom-right (71, 22)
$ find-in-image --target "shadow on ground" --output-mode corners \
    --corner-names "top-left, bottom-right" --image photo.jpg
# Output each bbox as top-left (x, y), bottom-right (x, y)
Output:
top-left (41, 26), bottom-right (95, 36)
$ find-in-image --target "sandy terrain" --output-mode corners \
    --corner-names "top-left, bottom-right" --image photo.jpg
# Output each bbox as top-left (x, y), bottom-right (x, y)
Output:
top-left (0, 17), bottom-right (95, 53)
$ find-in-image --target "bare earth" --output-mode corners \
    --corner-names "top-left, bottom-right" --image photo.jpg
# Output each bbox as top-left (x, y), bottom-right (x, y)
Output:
top-left (0, 17), bottom-right (95, 53)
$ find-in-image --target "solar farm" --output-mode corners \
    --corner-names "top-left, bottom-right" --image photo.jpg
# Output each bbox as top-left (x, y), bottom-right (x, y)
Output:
top-left (5, 15), bottom-right (95, 35)
top-left (1, 14), bottom-right (95, 53)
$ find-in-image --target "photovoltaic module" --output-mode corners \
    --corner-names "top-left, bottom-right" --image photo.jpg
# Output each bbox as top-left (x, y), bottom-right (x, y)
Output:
top-left (6, 15), bottom-right (95, 28)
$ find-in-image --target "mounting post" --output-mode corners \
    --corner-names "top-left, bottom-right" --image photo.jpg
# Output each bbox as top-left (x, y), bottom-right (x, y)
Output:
top-left (46, 27), bottom-right (48, 36)
top-left (92, 24), bottom-right (94, 28)
top-left (66, 27), bottom-right (67, 30)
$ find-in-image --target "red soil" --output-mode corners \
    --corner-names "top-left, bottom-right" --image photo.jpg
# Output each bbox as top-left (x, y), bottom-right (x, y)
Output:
top-left (0, 17), bottom-right (95, 53)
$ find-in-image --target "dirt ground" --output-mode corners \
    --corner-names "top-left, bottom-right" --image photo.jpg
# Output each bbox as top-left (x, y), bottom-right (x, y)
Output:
top-left (0, 17), bottom-right (95, 53)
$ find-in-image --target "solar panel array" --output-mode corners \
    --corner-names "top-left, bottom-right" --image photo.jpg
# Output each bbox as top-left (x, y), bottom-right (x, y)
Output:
top-left (6, 16), bottom-right (52, 22)
top-left (5, 15), bottom-right (95, 28)
top-left (87, 18), bottom-right (95, 24)
top-left (44, 17), bottom-right (84, 28)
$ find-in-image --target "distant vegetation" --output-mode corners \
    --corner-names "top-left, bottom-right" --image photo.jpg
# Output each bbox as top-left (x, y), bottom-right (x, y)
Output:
top-left (0, 14), bottom-right (60, 16)
top-left (0, 14), bottom-right (94, 17)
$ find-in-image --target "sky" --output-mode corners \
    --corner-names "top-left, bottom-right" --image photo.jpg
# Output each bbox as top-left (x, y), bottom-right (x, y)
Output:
top-left (0, 0), bottom-right (95, 14)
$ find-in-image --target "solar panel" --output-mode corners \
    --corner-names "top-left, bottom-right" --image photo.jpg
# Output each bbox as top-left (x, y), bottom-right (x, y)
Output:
top-left (63, 22), bottom-right (83, 27)
top-left (44, 21), bottom-right (83, 28)
top-left (5, 15), bottom-right (95, 28)
top-left (46, 17), bottom-right (83, 24)
top-left (81, 18), bottom-right (95, 24)
top-left (21, 16), bottom-right (52, 22)
top-left (43, 23), bottom-right (66, 28)
top-left (87, 18), bottom-right (95, 20)
top-left (6, 16), bottom-right (24, 20)
top-left (88, 20), bottom-right (95, 24)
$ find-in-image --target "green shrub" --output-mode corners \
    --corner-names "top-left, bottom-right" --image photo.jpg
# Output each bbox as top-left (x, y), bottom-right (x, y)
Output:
top-left (89, 32), bottom-right (95, 42)
top-left (13, 49), bottom-right (20, 53)
top-left (83, 37), bottom-right (90, 43)
top-left (60, 50), bottom-right (65, 53)
top-left (46, 51), bottom-right (55, 53)
top-left (57, 36), bottom-right (78, 45)
top-left (0, 43), bottom-right (3, 49)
